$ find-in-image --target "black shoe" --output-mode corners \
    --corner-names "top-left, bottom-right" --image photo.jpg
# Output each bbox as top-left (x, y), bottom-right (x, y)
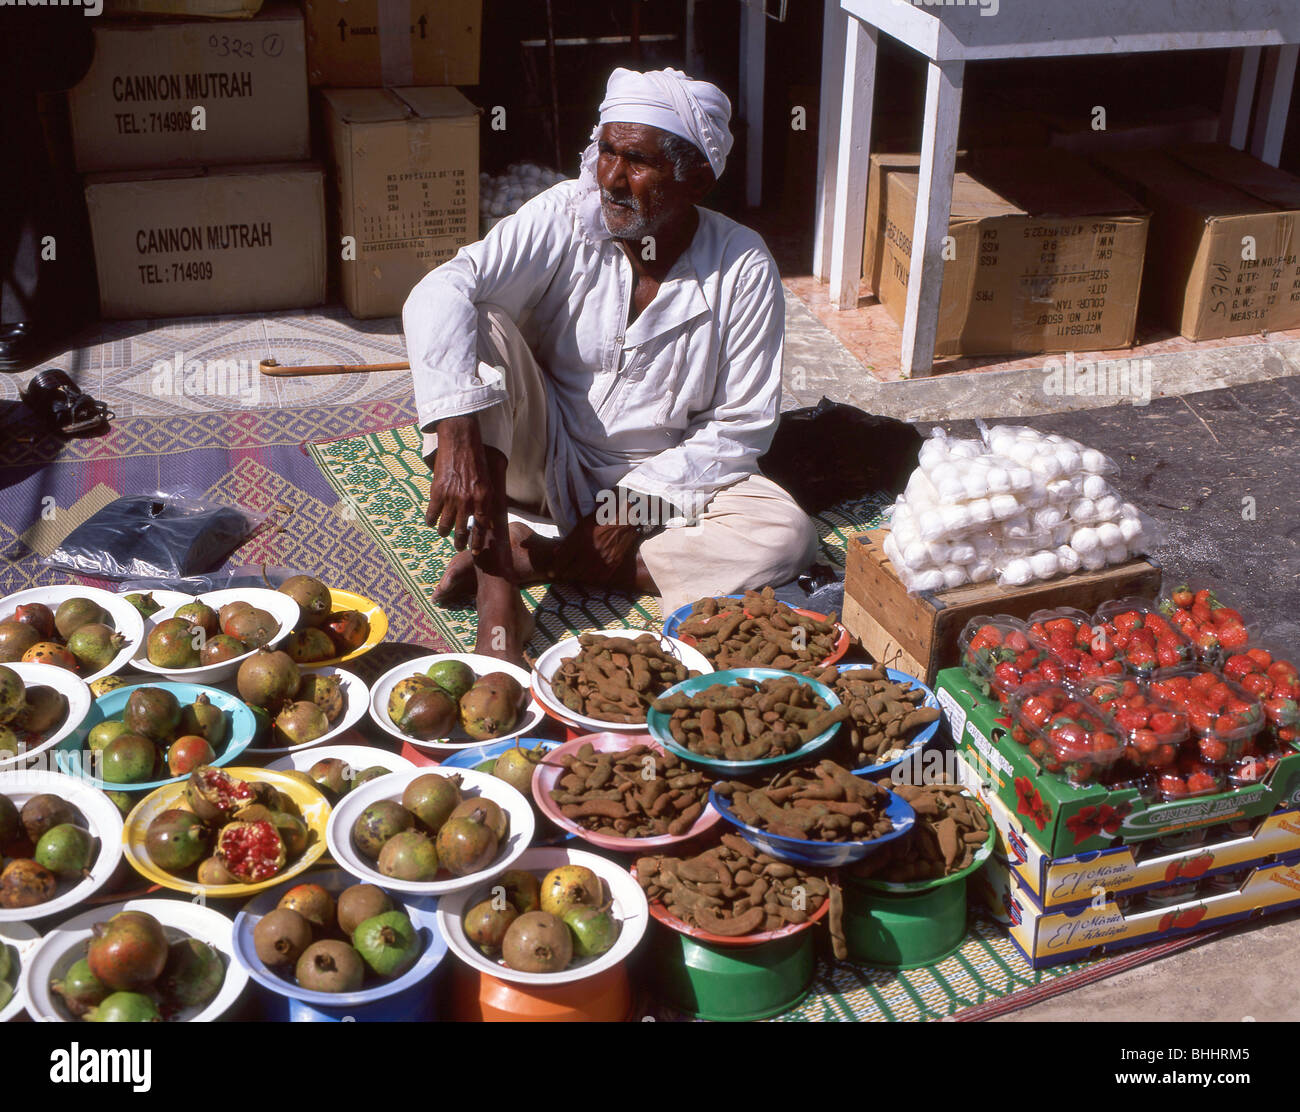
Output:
top-left (0, 322), bottom-right (65, 373)
top-left (21, 368), bottom-right (112, 435)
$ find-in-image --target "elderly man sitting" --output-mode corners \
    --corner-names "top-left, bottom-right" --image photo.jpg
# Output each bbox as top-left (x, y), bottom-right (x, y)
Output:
top-left (404, 67), bottom-right (818, 663)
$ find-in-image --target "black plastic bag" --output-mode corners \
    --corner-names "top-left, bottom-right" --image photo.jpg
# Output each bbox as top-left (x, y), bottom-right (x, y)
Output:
top-left (758, 398), bottom-right (922, 513)
top-left (45, 489), bottom-right (266, 580)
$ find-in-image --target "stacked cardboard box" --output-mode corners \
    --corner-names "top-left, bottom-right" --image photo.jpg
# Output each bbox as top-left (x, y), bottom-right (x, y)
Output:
top-left (862, 149), bottom-right (1149, 359)
top-left (71, 2), bottom-right (325, 317)
top-left (937, 667), bottom-right (1300, 967)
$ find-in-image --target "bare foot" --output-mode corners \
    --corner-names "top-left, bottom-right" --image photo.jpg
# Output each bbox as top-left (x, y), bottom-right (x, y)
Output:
top-left (431, 522), bottom-right (555, 607)
top-left (474, 579), bottom-right (534, 666)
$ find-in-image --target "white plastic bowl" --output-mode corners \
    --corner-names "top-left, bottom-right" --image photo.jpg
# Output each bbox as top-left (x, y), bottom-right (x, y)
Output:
top-left (0, 921), bottom-right (41, 1022)
top-left (267, 743), bottom-right (416, 778)
top-left (435, 845), bottom-right (650, 987)
top-left (0, 662), bottom-right (94, 773)
top-left (0, 585), bottom-right (145, 683)
top-left (20, 897), bottom-right (247, 1022)
top-left (367, 653), bottom-right (543, 753)
top-left (245, 666), bottom-right (370, 756)
top-left (0, 769), bottom-right (125, 923)
top-left (326, 767), bottom-right (534, 896)
top-left (530, 629), bottom-right (714, 734)
top-left (129, 587), bottom-right (300, 684)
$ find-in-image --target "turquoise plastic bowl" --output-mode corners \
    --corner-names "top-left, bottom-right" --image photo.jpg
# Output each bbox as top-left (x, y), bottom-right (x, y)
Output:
top-left (55, 681), bottom-right (256, 792)
top-left (645, 668), bottom-right (843, 776)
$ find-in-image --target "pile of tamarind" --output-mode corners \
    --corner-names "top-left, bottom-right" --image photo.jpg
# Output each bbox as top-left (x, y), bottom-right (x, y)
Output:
top-left (636, 833), bottom-right (843, 951)
top-left (547, 741), bottom-right (712, 838)
top-left (676, 587), bottom-right (841, 670)
top-left (847, 783), bottom-right (991, 882)
top-left (714, 760), bottom-right (895, 842)
top-left (826, 666), bottom-right (943, 768)
top-left (551, 632), bottom-right (698, 724)
top-left (652, 675), bottom-right (849, 761)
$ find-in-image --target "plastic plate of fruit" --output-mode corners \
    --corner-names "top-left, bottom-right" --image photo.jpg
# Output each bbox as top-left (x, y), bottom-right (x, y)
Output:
top-left (56, 681), bottom-right (257, 793)
top-left (0, 584), bottom-right (145, 683)
top-left (129, 588), bottom-right (301, 685)
top-left (306, 588), bottom-right (389, 666)
top-left (435, 845), bottom-right (649, 987)
top-left (231, 868), bottom-right (446, 1011)
top-left (244, 666), bottom-right (370, 756)
top-left (0, 661), bottom-right (93, 773)
top-left (21, 897), bottom-right (247, 1022)
top-left (0, 769), bottom-right (125, 923)
top-left (325, 767), bottom-right (535, 896)
top-left (0, 921), bottom-right (40, 1022)
top-left (368, 653), bottom-right (544, 752)
top-left (532, 732), bottom-right (724, 851)
top-left (267, 744), bottom-right (417, 790)
top-left (119, 766), bottom-right (331, 899)
top-left (529, 629), bottom-right (715, 734)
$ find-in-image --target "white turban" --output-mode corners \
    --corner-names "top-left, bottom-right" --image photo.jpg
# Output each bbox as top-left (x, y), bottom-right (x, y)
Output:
top-left (598, 67), bottom-right (733, 179)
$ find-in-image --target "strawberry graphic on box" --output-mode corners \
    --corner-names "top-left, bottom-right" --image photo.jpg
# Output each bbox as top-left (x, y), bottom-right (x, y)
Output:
top-left (1173, 905), bottom-right (1207, 929)
top-left (1177, 853), bottom-right (1215, 880)
top-left (1157, 910), bottom-right (1177, 933)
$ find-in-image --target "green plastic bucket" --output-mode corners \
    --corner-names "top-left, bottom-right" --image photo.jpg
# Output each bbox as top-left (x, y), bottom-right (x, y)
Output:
top-left (842, 876), bottom-right (970, 969)
top-left (649, 923), bottom-right (815, 1021)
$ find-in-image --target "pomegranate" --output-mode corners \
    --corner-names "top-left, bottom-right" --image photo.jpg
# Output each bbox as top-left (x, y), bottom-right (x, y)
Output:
top-left (86, 910), bottom-right (169, 992)
top-left (215, 820), bottom-right (287, 883)
top-left (186, 766), bottom-right (256, 825)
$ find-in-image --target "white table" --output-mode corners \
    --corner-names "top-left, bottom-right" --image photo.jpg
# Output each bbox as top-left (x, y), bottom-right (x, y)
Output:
top-left (814, 0), bottom-right (1300, 377)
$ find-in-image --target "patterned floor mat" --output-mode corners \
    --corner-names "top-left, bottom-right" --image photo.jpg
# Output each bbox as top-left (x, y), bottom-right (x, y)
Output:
top-left (307, 398), bottom-right (893, 652)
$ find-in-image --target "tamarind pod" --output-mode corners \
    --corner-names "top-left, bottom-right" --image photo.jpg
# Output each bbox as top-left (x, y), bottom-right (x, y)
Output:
top-left (720, 709), bottom-right (746, 741)
top-left (661, 751), bottom-right (680, 769)
top-left (697, 598), bottom-right (719, 618)
top-left (767, 823), bottom-right (808, 839)
top-left (772, 702), bottom-right (819, 725)
top-left (568, 799), bottom-right (632, 821)
top-left (736, 636), bottom-right (761, 662)
top-left (935, 816), bottom-right (961, 867)
top-left (695, 905), bottom-right (765, 937)
top-left (650, 818), bottom-right (671, 835)
top-left (751, 639), bottom-right (781, 666)
top-left (650, 791), bottom-right (676, 817)
top-left (651, 693), bottom-right (691, 713)
top-left (695, 881), bottom-right (724, 899)
top-left (699, 727), bottom-right (724, 751)
top-left (584, 756), bottom-right (614, 791)
top-left (763, 913), bottom-right (785, 933)
top-left (802, 877), bottom-right (829, 897)
top-left (909, 795), bottom-right (940, 817)
top-left (900, 707), bottom-right (942, 733)
top-left (778, 906), bottom-right (809, 925)
top-left (730, 736), bottom-right (776, 762)
top-left (828, 882), bottom-right (847, 959)
top-left (710, 781), bottom-right (735, 799)
top-left (613, 820), bottom-right (636, 835)
top-left (713, 612), bottom-right (744, 644)
top-left (669, 717), bottom-right (687, 745)
top-left (697, 707), bottom-right (719, 734)
top-left (885, 719), bottom-right (904, 740)
top-left (668, 791), bottom-right (696, 812)
top-left (761, 785), bottom-right (799, 805)
top-left (731, 794), bottom-right (761, 826)
top-left (717, 834), bottom-right (753, 860)
top-left (668, 801), bottom-right (704, 836)
top-left (762, 863), bottom-right (797, 880)
top-left (741, 706), bottom-right (765, 738)
top-left (668, 888), bottom-right (725, 911)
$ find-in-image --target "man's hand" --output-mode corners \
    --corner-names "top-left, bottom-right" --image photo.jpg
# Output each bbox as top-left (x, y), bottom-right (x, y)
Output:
top-left (551, 512), bottom-right (640, 586)
top-left (426, 414), bottom-right (503, 557)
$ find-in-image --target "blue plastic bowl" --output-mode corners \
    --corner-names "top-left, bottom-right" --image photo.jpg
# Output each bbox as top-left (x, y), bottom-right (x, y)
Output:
top-left (54, 681), bottom-right (256, 792)
top-left (231, 868), bottom-right (447, 1022)
top-left (708, 784), bottom-right (915, 868)
top-left (831, 665), bottom-right (944, 779)
top-left (645, 668), bottom-right (843, 776)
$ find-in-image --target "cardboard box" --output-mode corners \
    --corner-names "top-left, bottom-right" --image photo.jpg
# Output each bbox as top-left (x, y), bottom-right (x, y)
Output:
top-left (956, 754), bottom-right (1300, 910)
top-left (303, 0), bottom-right (479, 87)
top-left (103, 0), bottom-right (262, 17)
top-left (841, 529), bottom-right (1162, 686)
top-left (323, 87), bottom-right (478, 319)
top-left (866, 149), bottom-right (1149, 357)
top-left (975, 849), bottom-right (1300, 968)
top-left (67, 3), bottom-right (309, 173)
top-left (1093, 144), bottom-right (1300, 341)
top-left (85, 162), bottom-right (326, 318)
top-left (936, 665), bottom-right (1300, 859)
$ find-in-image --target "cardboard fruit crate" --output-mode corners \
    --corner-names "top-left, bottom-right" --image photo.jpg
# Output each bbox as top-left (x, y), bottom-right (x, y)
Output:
top-left (936, 666), bottom-right (1300, 859)
top-left (842, 529), bottom-right (1163, 685)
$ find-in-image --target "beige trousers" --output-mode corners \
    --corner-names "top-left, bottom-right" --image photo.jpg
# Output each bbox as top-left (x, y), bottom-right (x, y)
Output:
top-left (421, 304), bottom-right (819, 614)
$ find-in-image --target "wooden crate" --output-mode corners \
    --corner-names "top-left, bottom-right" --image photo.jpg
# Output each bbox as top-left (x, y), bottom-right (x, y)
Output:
top-left (843, 529), bottom-right (1163, 685)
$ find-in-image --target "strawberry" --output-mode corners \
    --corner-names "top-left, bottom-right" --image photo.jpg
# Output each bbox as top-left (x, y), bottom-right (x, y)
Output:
top-left (1217, 622), bottom-right (1249, 650)
top-left (1186, 770), bottom-right (1219, 794)
top-left (1171, 586), bottom-right (1194, 608)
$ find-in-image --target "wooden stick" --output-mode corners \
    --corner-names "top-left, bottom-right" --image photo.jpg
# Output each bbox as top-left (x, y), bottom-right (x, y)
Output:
top-left (259, 358), bottom-right (409, 377)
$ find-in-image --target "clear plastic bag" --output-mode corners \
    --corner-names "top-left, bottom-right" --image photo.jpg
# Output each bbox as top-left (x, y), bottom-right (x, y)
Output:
top-left (45, 488), bottom-right (268, 581)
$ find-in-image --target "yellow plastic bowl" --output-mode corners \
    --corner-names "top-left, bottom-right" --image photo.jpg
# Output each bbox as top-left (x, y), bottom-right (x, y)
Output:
top-left (121, 766), bottom-right (331, 899)
top-left (311, 588), bottom-right (389, 666)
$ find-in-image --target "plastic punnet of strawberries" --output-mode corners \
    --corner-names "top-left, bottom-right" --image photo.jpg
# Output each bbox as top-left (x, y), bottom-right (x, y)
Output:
top-left (1026, 609), bottom-right (1123, 682)
top-left (1147, 668), bottom-right (1265, 764)
top-left (1092, 599), bottom-right (1195, 675)
top-left (1158, 585), bottom-right (1251, 663)
top-left (1079, 675), bottom-right (1188, 771)
top-left (960, 616), bottom-right (1050, 700)
top-left (1154, 753), bottom-right (1226, 800)
top-left (1219, 647), bottom-right (1300, 746)
top-left (1008, 684), bottom-right (1124, 786)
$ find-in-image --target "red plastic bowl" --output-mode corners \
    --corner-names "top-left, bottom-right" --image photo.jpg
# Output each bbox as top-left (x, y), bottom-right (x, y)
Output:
top-left (533, 732), bottom-right (723, 851)
top-left (672, 598), bottom-right (850, 669)
top-left (629, 860), bottom-right (831, 948)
